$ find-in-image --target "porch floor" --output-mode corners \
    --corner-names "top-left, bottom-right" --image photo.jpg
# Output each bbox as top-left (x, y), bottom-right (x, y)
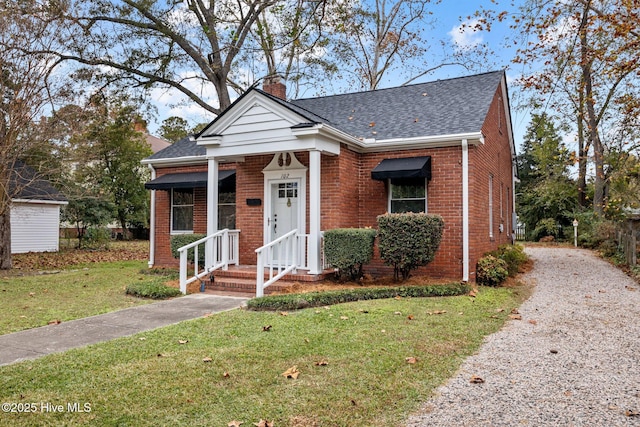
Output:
top-left (204, 265), bottom-right (335, 297)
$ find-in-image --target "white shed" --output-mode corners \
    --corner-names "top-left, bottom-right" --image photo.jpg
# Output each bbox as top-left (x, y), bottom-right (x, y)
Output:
top-left (9, 162), bottom-right (68, 254)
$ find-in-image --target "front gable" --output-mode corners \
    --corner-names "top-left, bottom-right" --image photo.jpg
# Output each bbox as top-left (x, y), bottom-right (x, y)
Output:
top-left (197, 90), bottom-right (341, 159)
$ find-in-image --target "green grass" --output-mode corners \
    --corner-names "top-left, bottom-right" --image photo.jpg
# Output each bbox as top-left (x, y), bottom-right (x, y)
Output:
top-left (0, 261), bottom-right (159, 335)
top-left (0, 285), bottom-right (528, 426)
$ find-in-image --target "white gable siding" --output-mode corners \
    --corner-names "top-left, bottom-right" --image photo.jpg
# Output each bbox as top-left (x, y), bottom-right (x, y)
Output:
top-left (222, 104), bottom-right (298, 145)
top-left (11, 202), bottom-right (61, 253)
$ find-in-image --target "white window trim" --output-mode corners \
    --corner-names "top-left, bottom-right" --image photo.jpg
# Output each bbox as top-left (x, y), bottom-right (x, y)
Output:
top-left (489, 174), bottom-right (494, 239)
top-left (388, 178), bottom-right (428, 213)
top-left (171, 188), bottom-right (194, 235)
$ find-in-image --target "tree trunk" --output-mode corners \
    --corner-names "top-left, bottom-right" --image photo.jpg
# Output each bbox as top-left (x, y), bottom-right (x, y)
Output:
top-left (0, 208), bottom-right (12, 270)
top-left (577, 81), bottom-right (588, 207)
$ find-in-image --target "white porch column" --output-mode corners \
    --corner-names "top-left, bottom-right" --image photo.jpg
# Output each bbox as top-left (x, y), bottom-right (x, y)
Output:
top-left (207, 158), bottom-right (219, 267)
top-left (147, 165), bottom-right (156, 268)
top-left (308, 150), bottom-right (322, 274)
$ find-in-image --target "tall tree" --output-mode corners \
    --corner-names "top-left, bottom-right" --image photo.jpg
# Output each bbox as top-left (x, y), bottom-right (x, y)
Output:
top-left (78, 97), bottom-right (152, 238)
top-left (517, 113), bottom-right (579, 240)
top-left (514, 0), bottom-right (640, 216)
top-left (158, 116), bottom-right (190, 143)
top-left (0, 2), bottom-right (63, 269)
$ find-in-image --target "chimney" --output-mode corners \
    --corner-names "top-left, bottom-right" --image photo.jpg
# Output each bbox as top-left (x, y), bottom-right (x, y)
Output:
top-left (133, 116), bottom-right (148, 133)
top-left (263, 74), bottom-right (286, 100)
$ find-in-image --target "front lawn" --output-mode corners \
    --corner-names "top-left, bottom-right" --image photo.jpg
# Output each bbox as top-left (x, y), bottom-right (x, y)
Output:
top-left (0, 285), bottom-right (528, 426)
top-left (0, 260), bottom-right (158, 335)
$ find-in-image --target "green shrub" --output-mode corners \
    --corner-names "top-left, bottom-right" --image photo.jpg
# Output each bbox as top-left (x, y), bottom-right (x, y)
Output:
top-left (170, 234), bottom-right (206, 263)
top-left (532, 218), bottom-right (559, 241)
top-left (476, 255), bottom-right (508, 287)
top-left (247, 282), bottom-right (470, 311)
top-left (125, 281), bottom-right (182, 299)
top-left (377, 213), bottom-right (444, 281)
top-left (82, 227), bottom-right (111, 250)
top-left (489, 244), bottom-right (528, 277)
top-left (324, 228), bottom-right (377, 281)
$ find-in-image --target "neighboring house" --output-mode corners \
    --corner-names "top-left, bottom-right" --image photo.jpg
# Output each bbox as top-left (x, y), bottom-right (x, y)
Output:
top-left (143, 71), bottom-right (517, 291)
top-left (10, 161), bottom-right (68, 254)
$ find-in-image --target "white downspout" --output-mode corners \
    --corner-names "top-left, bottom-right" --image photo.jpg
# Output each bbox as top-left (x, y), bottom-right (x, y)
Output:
top-left (462, 139), bottom-right (470, 282)
top-left (147, 164), bottom-right (156, 268)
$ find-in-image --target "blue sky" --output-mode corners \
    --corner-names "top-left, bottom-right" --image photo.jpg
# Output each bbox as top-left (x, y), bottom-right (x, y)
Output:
top-left (148, 0), bottom-right (531, 151)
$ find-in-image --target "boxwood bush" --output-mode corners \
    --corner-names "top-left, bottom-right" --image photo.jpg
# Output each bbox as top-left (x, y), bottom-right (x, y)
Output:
top-left (377, 213), bottom-right (444, 281)
top-left (324, 228), bottom-right (377, 281)
top-left (125, 281), bottom-right (182, 299)
top-left (247, 282), bottom-right (470, 311)
top-left (170, 234), bottom-right (206, 264)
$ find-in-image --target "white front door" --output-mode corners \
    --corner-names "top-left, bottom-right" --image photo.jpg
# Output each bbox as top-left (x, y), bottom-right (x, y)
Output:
top-left (270, 180), bottom-right (300, 242)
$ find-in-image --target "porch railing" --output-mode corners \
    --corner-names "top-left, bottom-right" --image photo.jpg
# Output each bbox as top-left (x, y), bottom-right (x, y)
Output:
top-left (178, 229), bottom-right (240, 294)
top-left (255, 229), bottom-right (299, 297)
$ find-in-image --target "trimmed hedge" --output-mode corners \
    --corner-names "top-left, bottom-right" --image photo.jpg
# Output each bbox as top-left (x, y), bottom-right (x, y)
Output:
top-left (125, 281), bottom-right (182, 299)
top-left (324, 228), bottom-right (377, 281)
top-left (170, 234), bottom-right (206, 263)
top-left (377, 213), bottom-right (444, 281)
top-left (246, 282), bottom-right (471, 311)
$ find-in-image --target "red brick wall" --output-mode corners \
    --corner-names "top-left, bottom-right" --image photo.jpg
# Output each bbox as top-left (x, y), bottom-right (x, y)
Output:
top-left (467, 84), bottom-right (515, 280)
top-left (150, 87), bottom-right (515, 282)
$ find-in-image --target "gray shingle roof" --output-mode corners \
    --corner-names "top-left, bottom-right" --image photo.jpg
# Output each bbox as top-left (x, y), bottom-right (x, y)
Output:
top-left (145, 71), bottom-right (504, 161)
top-left (10, 161), bottom-right (67, 202)
top-left (290, 71), bottom-right (504, 140)
top-left (144, 135), bottom-right (205, 162)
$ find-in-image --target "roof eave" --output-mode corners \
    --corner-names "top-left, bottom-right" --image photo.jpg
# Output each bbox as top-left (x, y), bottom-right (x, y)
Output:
top-left (141, 155), bottom-right (207, 167)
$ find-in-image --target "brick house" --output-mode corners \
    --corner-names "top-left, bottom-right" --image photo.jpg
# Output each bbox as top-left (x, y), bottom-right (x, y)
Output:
top-left (143, 71), bottom-right (516, 293)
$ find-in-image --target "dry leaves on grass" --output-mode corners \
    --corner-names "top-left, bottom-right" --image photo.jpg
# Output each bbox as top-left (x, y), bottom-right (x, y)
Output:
top-left (282, 366), bottom-right (300, 379)
top-left (254, 420), bottom-right (273, 427)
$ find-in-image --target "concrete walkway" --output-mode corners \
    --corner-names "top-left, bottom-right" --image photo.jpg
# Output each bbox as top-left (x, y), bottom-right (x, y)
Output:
top-left (0, 294), bottom-right (248, 366)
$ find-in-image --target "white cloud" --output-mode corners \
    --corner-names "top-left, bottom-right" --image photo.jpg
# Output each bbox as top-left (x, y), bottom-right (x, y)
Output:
top-left (448, 19), bottom-right (484, 51)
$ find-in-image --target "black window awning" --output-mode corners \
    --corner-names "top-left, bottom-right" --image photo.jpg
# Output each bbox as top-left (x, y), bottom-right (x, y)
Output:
top-left (145, 170), bottom-right (235, 190)
top-left (371, 156), bottom-right (431, 181)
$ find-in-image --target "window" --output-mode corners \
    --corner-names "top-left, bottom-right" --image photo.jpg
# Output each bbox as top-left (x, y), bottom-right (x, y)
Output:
top-left (171, 189), bottom-right (194, 233)
top-left (489, 174), bottom-right (494, 239)
top-left (218, 191), bottom-right (236, 229)
top-left (389, 178), bottom-right (426, 213)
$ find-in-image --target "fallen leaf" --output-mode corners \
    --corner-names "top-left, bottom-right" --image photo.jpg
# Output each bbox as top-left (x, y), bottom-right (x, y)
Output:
top-left (458, 312), bottom-right (464, 315)
top-left (315, 360), bottom-right (328, 366)
top-left (625, 410), bottom-right (639, 417)
top-left (157, 353), bottom-right (165, 357)
top-left (598, 289), bottom-right (606, 293)
top-left (223, 371), bottom-right (230, 377)
top-left (496, 308), bottom-right (505, 313)
top-left (228, 421), bottom-right (243, 427)
top-left (428, 310), bottom-right (447, 315)
top-left (340, 316), bottom-right (349, 320)
top-left (625, 286), bottom-right (637, 291)
top-left (254, 420), bottom-right (273, 427)
top-left (178, 340), bottom-right (188, 344)
top-left (29, 292), bottom-right (35, 297)
top-left (48, 319), bottom-right (61, 325)
top-left (280, 311), bottom-right (288, 316)
top-left (282, 366), bottom-right (300, 379)
top-left (528, 319), bottom-right (538, 325)
top-left (510, 308), bottom-right (519, 314)
top-left (585, 295), bottom-right (592, 299)
top-left (509, 314), bottom-right (522, 320)
top-left (394, 295), bottom-right (402, 300)
top-left (203, 312), bottom-right (213, 318)
top-left (394, 311), bottom-right (402, 315)
top-left (381, 329), bottom-right (386, 333)
top-left (202, 357), bottom-right (213, 363)
top-left (407, 314), bottom-right (414, 320)
top-left (470, 375), bottom-right (485, 384)
top-left (405, 357), bottom-right (418, 364)
top-left (369, 121), bottom-right (376, 127)
top-left (550, 349), bottom-right (558, 354)
top-left (139, 337), bottom-right (146, 341)
top-left (304, 338), bottom-right (310, 343)
top-left (351, 399), bottom-right (357, 406)
top-left (469, 289), bottom-right (478, 297)
top-left (262, 325), bottom-right (272, 332)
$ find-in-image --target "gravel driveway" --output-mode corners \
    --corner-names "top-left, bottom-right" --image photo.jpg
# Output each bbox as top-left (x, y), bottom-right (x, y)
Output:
top-left (406, 246), bottom-right (640, 427)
